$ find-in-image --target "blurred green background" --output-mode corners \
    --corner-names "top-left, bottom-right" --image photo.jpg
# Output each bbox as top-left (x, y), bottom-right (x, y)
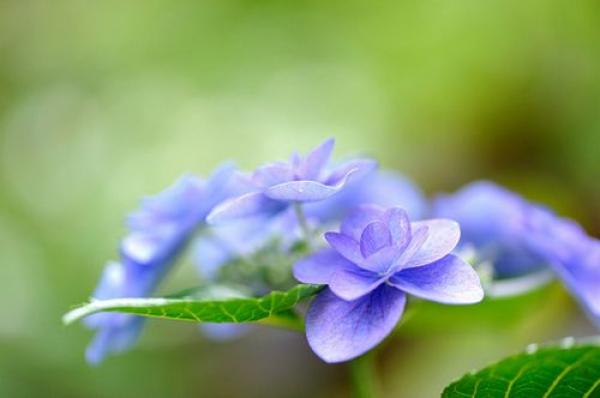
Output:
top-left (1, 1), bottom-right (599, 397)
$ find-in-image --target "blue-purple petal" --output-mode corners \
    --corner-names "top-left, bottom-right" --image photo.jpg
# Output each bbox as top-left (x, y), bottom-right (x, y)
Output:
top-left (558, 242), bottom-right (600, 323)
top-left (206, 192), bottom-right (284, 224)
top-left (293, 249), bottom-right (355, 285)
top-left (524, 208), bottom-right (600, 324)
top-left (298, 138), bottom-right (335, 180)
top-left (403, 219), bottom-right (460, 268)
top-left (392, 226), bottom-right (429, 270)
top-left (390, 254), bottom-right (484, 304)
top-left (329, 267), bottom-right (384, 301)
top-left (432, 181), bottom-right (524, 247)
top-left (121, 229), bottom-right (177, 265)
top-left (252, 162), bottom-right (294, 188)
top-left (384, 207), bottom-right (411, 249)
top-left (193, 236), bottom-right (233, 280)
top-left (324, 232), bottom-right (366, 266)
top-left (361, 245), bottom-right (400, 273)
top-left (432, 181), bottom-right (544, 277)
top-left (264, 175), bottom-right (352, 202)
top-left (360, 221), bottom-right (392, 258)
top-left (325, 159), bottom-right (378, 186)
top-left (306, 286), bottom-right (406, 363)
top-left (340, 204), bottom-right (386, 242)
top-left (85, 317), bottom-right (144, 365)
top-left (205, 162), bottom-right (248, 202)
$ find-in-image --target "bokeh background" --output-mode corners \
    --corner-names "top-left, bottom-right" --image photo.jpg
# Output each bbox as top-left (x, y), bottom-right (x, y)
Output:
top-left (1, 1), bottom-right (599, 397)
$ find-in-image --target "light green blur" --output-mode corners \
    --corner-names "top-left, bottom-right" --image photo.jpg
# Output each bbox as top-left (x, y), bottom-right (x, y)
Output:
top-left (0, 1), bottom-right (598, 397)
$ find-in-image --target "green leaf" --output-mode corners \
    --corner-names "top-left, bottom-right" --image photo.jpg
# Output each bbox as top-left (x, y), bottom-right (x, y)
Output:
top-left (442, 343), bottom-right (600, 398)
top-left (63, 284), bottom-right (322, 325)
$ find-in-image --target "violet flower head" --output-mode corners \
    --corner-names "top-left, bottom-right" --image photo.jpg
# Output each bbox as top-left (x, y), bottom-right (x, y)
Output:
top-left (196, 168), bottom-right (426, 280)
top-left (432, 181), bottom-right (547, 278)
top-left (85, 164), bottom-right (238, 364)
top-left (433, 180), bottom-right (600, 324)
top-left (294, 205), bottom-right (483, 363)
top-left (525, 206), bottom-right (600, 326)
top-left (206, 138), bottom-right (377, 224)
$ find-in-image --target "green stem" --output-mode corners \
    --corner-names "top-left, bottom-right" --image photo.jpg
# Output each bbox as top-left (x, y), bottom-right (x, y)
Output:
top-left (349, 352), bottom-right (380, 398)
top-left (293, 202), bottom-right (312, 246)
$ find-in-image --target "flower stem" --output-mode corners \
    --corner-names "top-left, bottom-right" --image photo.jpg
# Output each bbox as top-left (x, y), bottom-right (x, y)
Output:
top-left (349, 352), bottom-right (379, 398)
top-left (293, 202), bottom-right (312, 246)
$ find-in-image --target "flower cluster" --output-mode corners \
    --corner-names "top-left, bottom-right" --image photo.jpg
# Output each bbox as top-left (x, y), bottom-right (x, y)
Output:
top-left (433, 181), bottom-right (600, 314)
top-left (85, 165), bottom-right (241, 363)
top-left (206, 138), bottom-right (377, 223)
top-left (83, 139), bottom-right (599, 364)
top-left (294, 205), bottom-right (482, 362)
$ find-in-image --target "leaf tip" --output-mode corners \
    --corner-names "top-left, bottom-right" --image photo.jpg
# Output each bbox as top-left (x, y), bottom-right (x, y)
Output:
top-left (62, 302), bottom-right (92, 325)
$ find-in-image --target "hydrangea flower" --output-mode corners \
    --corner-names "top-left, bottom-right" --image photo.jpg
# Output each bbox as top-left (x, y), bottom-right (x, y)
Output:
top-left (196, 169), bottom-right (426, 280)
top-left (293, 205), bottom-right (483, 362)
top-left (433, 181), bottom-right (600, 321)
top-left (206, 138), bottom-right (377, 224)
top-left (83, 261), bottom-right (145, 364)
top-left (85, 164), bottom-right (240, 364)
top-left (432, 181), bottom-right (547, 278)
top-left (525, 206), bottom-right (600, 326)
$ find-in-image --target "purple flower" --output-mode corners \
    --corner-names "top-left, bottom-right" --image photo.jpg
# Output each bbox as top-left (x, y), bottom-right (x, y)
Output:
top-left (194, 167), bottom-right (426, 286)
top-left (83, 262), bottom-right (145, 363)
top-left (293, 205), bottom-right (483, 362)
top-left (432, 181), bottom-right (547, 278)
top-left (525, 206), bottom-right (600, 325)
top-left (206, 138), bottom-right (377, 224)
top-left (196, 169), bottom-right (426, 280)
top-left (433, 181), bottom-right (600, 324)
top-left (85, 164), bottom-right (240, 364)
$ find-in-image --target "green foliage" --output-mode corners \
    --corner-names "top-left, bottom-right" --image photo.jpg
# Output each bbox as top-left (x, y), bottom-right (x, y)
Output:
top-left (64, 284), bottom-right (322, 325)
top-left (443, 344), bottom-right (600, 398)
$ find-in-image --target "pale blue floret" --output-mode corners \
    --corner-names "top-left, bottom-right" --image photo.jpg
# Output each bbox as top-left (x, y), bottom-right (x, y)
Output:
top-left (85, 164), bottom-right (241, 364)
top-left (294, 204), bottom-right (483, 363)
top-left (433, 181), bottom-right (600, 324)
top-left (83, 141), bottom-right (600, 366)
top-left (206, 138), bottom-right (377, 224)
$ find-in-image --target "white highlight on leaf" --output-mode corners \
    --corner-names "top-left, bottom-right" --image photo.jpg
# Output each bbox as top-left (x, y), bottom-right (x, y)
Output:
top-left (62, 297), bottom-right (173, 325)
top-left (560, 336), bottom-right (576, 349)
top-left (526, 343), bottom-right (538, 354)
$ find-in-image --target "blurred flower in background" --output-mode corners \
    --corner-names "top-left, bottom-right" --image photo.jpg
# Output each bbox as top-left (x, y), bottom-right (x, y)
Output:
top-left (433, 180), bottom-right (600, 318)
top-left (0, 1), bottom-right (599, 397)
top-left (85, 165), bottom-right (240, 364)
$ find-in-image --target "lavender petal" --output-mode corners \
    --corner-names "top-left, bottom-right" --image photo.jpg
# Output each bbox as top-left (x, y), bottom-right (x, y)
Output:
top-left (306, 286), bottom-right (406, 363)
top-left (390, 254), bottom-right (484, 304)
